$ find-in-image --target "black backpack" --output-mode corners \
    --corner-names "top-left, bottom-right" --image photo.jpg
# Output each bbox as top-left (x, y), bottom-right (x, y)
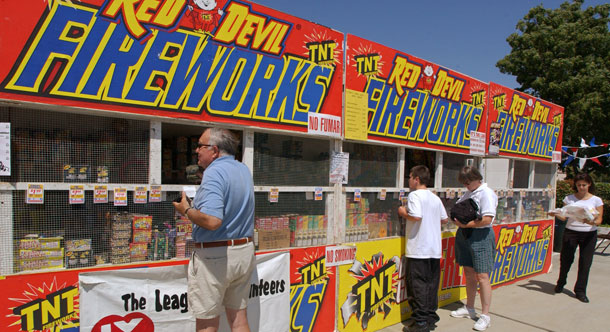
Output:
top-left (450, 198), bottom-right (480, 224)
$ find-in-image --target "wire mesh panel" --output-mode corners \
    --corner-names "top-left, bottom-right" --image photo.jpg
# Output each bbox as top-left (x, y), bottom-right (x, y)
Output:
top-left (161, 124), bottom-right (243, 184)
top-left (405, 149), bottom-right (436, 187)
top-left (345, 192), bottom-right (401, 242)
top-left (253, 133), bottom-right (329, 186)
top-left (5, 190), bottom-right (188, 274)
top-left (441, 153), bottom-right (473, 187)
top-left (0, 106), bottom-right (149, 184)
top-left (344, 142), bottom-right (397, 187)
top-left (254, 191), bottom-right (327, 250)
top-left (534, 162), bottom-right (553, 188)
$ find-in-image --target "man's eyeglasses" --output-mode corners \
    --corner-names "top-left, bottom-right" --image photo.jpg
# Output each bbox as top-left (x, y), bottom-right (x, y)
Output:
top-left (197, 143), bottom-right (215, 149)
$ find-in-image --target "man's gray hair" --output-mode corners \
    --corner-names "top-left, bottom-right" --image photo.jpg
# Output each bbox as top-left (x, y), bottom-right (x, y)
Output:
top-left (207, 127), bottom-right (239, 156)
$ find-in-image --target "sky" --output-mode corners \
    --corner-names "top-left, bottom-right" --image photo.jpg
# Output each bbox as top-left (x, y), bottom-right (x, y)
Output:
top-left (250, 0), bottom-right (606, 89)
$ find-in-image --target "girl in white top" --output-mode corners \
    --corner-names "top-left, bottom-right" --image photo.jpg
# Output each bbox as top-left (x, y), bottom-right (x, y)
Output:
top-left (549, 172), bottom-right (603, 303)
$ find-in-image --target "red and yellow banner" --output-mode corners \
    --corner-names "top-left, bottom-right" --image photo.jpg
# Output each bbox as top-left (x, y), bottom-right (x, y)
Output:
top-left (0, 0), bottom-right (343, 135)
top-left (345, 34), bottom-right (488, 155)
top-left (289, 246), bottom-right (336, 332)
top-left (487, 82), bottom-right (564, 161)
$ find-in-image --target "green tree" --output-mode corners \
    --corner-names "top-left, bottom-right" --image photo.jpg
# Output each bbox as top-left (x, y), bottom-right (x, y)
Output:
top-left (496, 0), bottom-right (610, 147)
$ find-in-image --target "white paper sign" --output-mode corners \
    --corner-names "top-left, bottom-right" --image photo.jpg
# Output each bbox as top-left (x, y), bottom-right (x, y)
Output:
top-left (330, 152), bottom-right (349, 184)
top-left (307, 113), bottom-right (342, 138)
top-left (469, 131), bottom-right (486, 156)
top-left (0, 123), bottom-right (10, 176)
top-left (325, 245), bottom-right (357, 267)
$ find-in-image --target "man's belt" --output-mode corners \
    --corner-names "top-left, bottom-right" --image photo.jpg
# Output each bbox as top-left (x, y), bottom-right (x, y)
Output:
top-left (194, 237), bottom-right (253, 248)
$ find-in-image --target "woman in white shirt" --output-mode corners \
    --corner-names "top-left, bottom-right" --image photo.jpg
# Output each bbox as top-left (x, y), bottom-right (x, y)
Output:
top-left (450, 166), bottom-right (497, 331)
top-left (549, 173), bottom-right (603, 303)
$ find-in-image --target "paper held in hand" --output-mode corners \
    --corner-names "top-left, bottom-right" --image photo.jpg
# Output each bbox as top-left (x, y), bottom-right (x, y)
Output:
top-left (549, 204), bottom-right (599, 222)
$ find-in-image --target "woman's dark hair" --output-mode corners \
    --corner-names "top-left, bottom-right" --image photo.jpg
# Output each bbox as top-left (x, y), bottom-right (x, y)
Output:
top-left (458, 166), bottom-right (483, 184)
top-left (572, 173), bottom-right (595, 194)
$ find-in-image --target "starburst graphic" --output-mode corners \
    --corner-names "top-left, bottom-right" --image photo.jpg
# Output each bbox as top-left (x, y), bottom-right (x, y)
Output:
top-left (469, 82), bottom-right (487, 108)
top-left (490, 86), bottom-right (508, 111)
top-left (351, 43), bottom-right (384, 78)
top-left (303, 29), bottom-right (342, 67)
top-left (7, 277), bottom-right (80, 331)
top-left (340, 252), bottom-right (400, 330)
top-left (293, 249), bottom-right (333, 285)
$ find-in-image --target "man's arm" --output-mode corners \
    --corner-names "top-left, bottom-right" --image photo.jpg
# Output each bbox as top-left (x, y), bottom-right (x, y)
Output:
top-left (173, 192), bottom-right (222, 230)
top-left (397, 206), bottom-right (422, 222)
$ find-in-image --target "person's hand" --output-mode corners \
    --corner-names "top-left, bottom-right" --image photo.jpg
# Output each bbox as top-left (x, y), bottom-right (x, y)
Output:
top-left (172, 192), bottom-right (191, 216)
top-left (548, 211), bottom-right (556, 217)
top-left (453, 218), bottom-right (466, 228)
top-left (398, 206), bottom-right (407, 216)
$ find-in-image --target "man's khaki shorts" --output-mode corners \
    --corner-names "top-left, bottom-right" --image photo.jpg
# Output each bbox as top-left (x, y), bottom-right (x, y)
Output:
top-left (188, 242), bottom-right (255, 319)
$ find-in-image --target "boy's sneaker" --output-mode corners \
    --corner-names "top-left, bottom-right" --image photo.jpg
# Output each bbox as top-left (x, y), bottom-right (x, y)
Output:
top-left (450, 305), bottom-right (477, 319)
top-left (473, 314), bottom-right (491, 331)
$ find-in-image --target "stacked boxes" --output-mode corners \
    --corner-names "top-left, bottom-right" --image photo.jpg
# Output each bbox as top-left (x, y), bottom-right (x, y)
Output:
top-left (175, 216), bottom-right (193, 259)
top-left (110, 213), bottom-right (132, 264)
top-left (256, 216), bottom-right (290, 250)
top-left (255, 214), bottom-right (327, 249)
top-left (346, 197), bottom-right (370, 242)
top-left (131, 215), bottom-right (152, 262)
top-left (18, 236), bottom-right (64, 272)
top-left (292, 215), bottom-right (327, 247)
top-left (345, 197), bottom-right (390, 241)
top-left (65, 239), bottom-right (91, 268)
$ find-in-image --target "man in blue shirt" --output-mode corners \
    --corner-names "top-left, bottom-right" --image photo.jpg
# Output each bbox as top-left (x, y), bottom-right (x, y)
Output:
top-left (174, 127), bottom-right (255, 332)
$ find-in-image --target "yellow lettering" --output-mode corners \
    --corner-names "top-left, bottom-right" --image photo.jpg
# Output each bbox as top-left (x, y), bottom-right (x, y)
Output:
top-left (153, 0), bottom-right (187, 27)
top-left (251, 18), bottom-right (276, 49)
top-left (62, 287), bottom-right (79, 313)
top-left (356, 281), bottom-right (370, 313)
top-left (136, 0), bottom-right (160, 22)
top-left (41, 296), bottom-right (61, 325)
top-left (19, 303), bottom-right (39, 330)
top-left (532, 101), bottom-right (550, 123)
top-left (103, 0), bottom-right (146, 38)
top-left (496, 228), bottom-right (514, 255)
top-left (509, 94), bottom-right (527, 122)
top-left (387, 56), bottom-right (420, 96)
top-left (264, 23), bottom-right (288, 54)
top-left (215, 3), bottom-right (249, 44)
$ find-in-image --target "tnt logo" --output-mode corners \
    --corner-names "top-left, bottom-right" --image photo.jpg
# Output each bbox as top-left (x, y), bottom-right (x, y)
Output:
top-left (493, 93), bottom-right (506, 111)
top-left (340, 253), bottom-right (399, 329)
top-left (354, 54), bottom-right (380, 77)
top-left (307, 41), bottom-right (337, 65)
top-left (553, 114), bottom-right (562, 127)
top-left (471, 90), bottom-right (486, 108)
top-left (99, 0), bottom-right (188, 41)
top-left (13, 286), bottom-right (79, 331)
top-left (508, 94), bottom-right (527, 122)
top-left (298, 256), bottom-right (327, 284)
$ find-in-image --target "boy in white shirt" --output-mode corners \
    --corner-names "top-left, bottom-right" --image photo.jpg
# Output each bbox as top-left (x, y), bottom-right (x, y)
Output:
top-left (398, 166), bottom-right (448, 332)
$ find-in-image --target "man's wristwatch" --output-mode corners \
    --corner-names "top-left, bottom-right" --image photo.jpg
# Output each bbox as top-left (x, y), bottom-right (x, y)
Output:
top-left (184, 207), bottom-right (192, 217)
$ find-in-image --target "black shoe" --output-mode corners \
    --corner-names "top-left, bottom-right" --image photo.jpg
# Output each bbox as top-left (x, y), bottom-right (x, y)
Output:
top-left (554, 284), bottom-right (564, 293)
top-left (576, 294), bottom-right (589, 303)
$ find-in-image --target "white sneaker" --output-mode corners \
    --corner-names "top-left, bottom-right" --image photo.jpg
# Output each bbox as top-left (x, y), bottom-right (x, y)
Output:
top-left (450, 305), bottom-right (477, 319)
top-left (473, 314), bottom-right (491, 331)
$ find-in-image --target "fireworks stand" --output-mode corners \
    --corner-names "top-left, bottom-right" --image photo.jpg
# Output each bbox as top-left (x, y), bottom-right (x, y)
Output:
top-left (0, 1), bottom-right (563, 331)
